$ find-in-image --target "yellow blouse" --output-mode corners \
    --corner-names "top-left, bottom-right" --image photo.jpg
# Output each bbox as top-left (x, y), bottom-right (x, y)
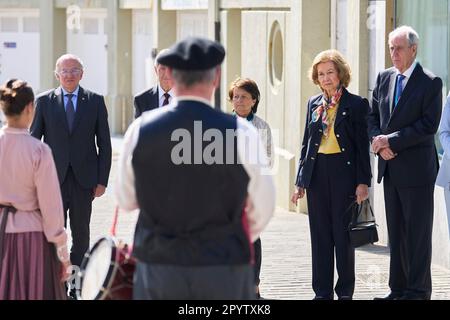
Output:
top-left (318, 104), bottom-right (341, 154)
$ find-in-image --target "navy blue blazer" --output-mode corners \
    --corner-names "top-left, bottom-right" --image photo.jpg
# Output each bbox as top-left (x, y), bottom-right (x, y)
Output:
top-left (31, 86), bottom-right (112, 189)
top-left (133, 86), bottom-right (159, 119)
top-left (295, 88), bottom-right (372, 189)
top-left (367, 63), bottom-right (442, 187)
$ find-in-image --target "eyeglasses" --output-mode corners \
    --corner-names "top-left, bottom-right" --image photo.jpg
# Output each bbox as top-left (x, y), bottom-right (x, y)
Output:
top-left (232, 95), bottom-right (253, 101)
top-left (56, 69), bottom-right (82, 77)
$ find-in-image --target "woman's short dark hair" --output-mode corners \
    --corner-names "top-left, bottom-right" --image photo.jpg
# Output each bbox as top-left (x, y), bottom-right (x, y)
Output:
top-left (309, 49), bottom-right (352, 88)
top-left (228, 77), bottom-right (261, 114)
top-left (0, 79), bottom-right (34, 117)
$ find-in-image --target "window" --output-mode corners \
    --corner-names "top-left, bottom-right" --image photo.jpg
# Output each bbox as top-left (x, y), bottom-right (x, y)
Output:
top-left (23, 17), bottom-right (39, 33)
top-left (83, 18), bottom-right (99, 35)
top-left (396, 0), bottom-right (449, 95)
top-left (0, 17), bottom-right (19, 32)
top-left (268, 20), bottom-right (284, 92)
top-left (396, 0), bottom-right (450, 156)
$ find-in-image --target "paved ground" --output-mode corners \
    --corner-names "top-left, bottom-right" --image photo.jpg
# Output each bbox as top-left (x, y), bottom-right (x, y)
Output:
top-left (76, 136), bottom-right (450, 300)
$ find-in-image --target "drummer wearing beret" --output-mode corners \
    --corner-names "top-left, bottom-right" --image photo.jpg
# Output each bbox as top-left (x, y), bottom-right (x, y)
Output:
top-left (116, 37), bottom-right (275, 300)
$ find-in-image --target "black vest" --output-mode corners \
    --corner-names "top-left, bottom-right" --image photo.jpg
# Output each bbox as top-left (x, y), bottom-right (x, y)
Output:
top-left (132, 100), bottom-right (251, 266)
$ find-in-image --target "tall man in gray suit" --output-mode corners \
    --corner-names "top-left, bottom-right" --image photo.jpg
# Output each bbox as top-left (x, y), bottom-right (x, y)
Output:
top-left (368, 26), bottom-right (442, 300)
top-left (31, 54), bottom-right (112, 273)
top-left (133, 49), bottom-right (174, 118)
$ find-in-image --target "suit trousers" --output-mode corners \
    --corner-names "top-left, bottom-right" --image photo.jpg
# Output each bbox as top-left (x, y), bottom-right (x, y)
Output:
top-left (61, 167), bottom-right (93, 268)
top-left (133, 263), bottom-right (255, 300)
top-left (383, 169), bottom-right (434, 299)
top-left (306, 153), bottom-right (356, 299)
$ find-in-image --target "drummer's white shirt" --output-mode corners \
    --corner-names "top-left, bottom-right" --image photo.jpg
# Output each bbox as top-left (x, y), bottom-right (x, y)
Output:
top-left (115, 98), bottom-right (275, 242)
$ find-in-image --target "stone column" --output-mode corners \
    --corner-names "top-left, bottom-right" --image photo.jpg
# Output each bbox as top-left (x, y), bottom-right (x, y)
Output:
top-left (346, 0), bottom-right (370, 97)
top-left (385, 0), bottom-right (395, 68)
top-left (219, 9), bottom-right (241, 112)
top-left (106, 0), bottom-right (132, 134)
top-left (208, 0), bottom-right (219, 41)
top-left (39, 0), bottom-right (66, 92)
top-left (152, 0), bottom-right (176, 53)
top-left (289, 0), bottom-right (330, 213)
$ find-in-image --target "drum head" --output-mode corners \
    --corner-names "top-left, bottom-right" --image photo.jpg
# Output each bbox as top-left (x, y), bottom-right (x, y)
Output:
top-left (80, 237), bottom-right (116, 300)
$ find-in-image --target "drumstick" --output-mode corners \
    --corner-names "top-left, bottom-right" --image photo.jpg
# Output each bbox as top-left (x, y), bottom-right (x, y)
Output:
top-left (110, 205), bottom-right (119, 237)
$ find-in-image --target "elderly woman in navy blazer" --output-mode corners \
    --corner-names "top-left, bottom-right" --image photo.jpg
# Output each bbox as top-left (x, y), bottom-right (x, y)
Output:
top-left (291, 49), bottom-right (372, 300)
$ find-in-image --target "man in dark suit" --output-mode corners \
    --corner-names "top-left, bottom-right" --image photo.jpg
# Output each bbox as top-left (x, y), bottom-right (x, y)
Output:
top-left (133, 49), bottom-right (174, 118)
top-left (368, 26), bottom-right (442, 300)
top-left (31, 54), bottom-right (112, 274)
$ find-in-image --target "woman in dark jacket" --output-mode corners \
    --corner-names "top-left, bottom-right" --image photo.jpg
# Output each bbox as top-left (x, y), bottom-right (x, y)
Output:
top-left (291, 49), bottom-right (372, 300)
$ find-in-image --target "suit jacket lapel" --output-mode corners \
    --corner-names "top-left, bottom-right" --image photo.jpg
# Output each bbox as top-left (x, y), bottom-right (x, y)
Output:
top-left (152, 87), bottom-right (159, 109)
top-left (53, 87), bottom-right (70, 132)
top-left (72, 87), bottom-right (87, 133)
top-left (309, 96), bottom-right (324, 133)
top-left (388, 71), bottom-right (397, 114)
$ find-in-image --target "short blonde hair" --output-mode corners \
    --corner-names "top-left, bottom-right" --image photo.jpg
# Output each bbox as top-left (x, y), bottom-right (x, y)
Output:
top-left (309, 49), bottom-right (351, 88)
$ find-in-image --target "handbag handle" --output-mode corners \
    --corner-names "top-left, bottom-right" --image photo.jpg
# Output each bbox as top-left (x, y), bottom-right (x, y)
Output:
top-left (358, 199), bottom-right (375, 223)
top-left (349, 199), bottom-right (376, 226)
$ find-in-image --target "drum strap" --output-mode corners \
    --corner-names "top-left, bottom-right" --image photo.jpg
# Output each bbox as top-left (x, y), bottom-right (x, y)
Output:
top-left (0, 204), bottom-right (17, 274)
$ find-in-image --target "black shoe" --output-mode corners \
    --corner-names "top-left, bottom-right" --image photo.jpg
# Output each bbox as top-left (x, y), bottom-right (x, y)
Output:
top-left (397, 293), bottom-right (430, 300)
top-left (374, 292), bottom-right (403, 300)
top-left (255, 286), bottom-right (261, 300)
top-left (313, 295), bottom-right (333, 300)
top-left (338, 296), bottom-right (352, 300)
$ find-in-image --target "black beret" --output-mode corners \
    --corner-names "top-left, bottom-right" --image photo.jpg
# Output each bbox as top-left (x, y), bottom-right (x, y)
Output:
top-left (157, 37), bottom-right (225, 71)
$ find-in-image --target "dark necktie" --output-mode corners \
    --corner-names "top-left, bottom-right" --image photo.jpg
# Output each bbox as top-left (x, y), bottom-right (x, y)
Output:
top-left (394, 74), bottom-right (405, 108)
top-left (162, 92), bottom-right (171, 106)
top-left (65, 94), bottom-right (75, 132)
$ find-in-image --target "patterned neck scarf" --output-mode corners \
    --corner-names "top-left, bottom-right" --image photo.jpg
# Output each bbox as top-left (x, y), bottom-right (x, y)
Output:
top-left (311, 86), bottom-right (343, 137)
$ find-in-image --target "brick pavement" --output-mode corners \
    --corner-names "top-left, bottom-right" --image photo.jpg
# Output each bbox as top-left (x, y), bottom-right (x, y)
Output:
top-left (80, 137), bottom-right (450, 300)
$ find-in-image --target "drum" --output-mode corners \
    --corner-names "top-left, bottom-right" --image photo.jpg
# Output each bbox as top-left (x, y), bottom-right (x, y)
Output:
top-left (78, 237), bottom-right (136, 300)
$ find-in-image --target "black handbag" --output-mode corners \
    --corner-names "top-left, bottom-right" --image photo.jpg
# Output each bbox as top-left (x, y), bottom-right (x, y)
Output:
top-left (347, 199), bottom-right (378, 248)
